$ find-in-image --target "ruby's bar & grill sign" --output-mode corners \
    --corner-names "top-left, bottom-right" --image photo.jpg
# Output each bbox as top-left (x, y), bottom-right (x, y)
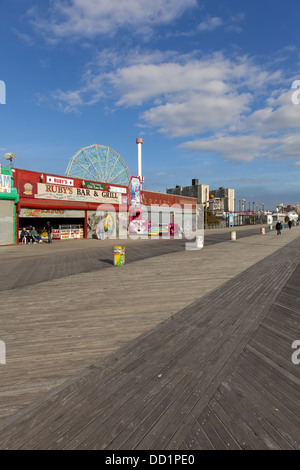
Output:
top-left (35, 183), bottom-right (121, 204)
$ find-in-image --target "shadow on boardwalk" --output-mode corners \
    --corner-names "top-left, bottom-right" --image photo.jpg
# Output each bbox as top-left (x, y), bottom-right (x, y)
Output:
top-left (0, 225), bottom-right (272, 292)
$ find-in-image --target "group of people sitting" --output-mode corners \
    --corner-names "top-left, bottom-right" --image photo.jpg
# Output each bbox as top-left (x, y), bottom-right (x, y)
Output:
top-left (20, 226), bottom-right (43, 244)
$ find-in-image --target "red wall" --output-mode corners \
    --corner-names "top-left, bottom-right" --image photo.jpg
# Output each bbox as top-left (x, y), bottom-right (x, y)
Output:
top-left (141, 190), bottom-right (197, 208)
top-left (13, 168), bottom-right (198, 242)
top-left (14, 168), bottom-right (197, 210)
top-left (13, 168), bottom-right (129, 242)
top-left (13, 168), bottom-right (128, 212)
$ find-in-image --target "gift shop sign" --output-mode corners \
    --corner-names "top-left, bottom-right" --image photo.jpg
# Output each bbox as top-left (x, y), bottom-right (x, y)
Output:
top-left (46, 176), bottom-right (74, 186)
top-left (36, 183), bottom-right (121, 204)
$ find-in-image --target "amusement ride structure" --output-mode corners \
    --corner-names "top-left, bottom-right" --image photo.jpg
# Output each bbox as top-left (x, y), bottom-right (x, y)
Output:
top-left (65, 144), bottom-right (131, 186)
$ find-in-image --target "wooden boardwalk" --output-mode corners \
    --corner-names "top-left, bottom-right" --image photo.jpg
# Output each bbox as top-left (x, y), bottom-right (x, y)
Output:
top-left (0, 233), bottom-right (299, 449)
top-left (0, 225), bottom-right (266, 292)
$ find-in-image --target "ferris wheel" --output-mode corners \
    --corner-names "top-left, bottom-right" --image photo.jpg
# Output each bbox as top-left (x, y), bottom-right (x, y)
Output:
top-left (65, 144), bottom-right (131, 186)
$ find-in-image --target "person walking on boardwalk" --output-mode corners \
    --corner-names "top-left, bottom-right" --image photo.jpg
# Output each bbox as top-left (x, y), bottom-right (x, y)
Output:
top-left (46, 221), bottom-right (52, 244)
top-left (288, 219), bottom-right (292, 229)
top-left (276, 221), bottom-right (281, 235)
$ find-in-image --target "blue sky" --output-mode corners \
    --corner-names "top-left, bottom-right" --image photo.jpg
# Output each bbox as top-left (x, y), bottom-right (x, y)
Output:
top-left (1, 0), bottom-right (300, 210)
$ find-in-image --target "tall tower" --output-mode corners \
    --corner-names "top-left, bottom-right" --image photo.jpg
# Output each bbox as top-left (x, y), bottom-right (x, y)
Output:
top-left (136, 138), bottom-right (143, 181)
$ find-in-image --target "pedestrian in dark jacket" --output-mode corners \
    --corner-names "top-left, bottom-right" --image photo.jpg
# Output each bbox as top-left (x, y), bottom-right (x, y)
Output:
top-left (276, 221), bottom-right (281, 235)
top-left (46, 221), bottom-right (52, 244)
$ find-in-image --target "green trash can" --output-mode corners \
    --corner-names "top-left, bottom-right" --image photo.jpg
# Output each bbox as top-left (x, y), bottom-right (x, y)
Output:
top-left (113, 246), bottom-right (125, 265)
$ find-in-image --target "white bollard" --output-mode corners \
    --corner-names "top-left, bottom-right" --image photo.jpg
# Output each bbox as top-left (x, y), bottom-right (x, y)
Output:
top-left (261, 227), bottom-right (265, 235)
top-left (196, 235), bottom-right (204, 248)
top-left (230, 231), bottom-right (236, 241)
top-left (0, 341), bottom-right (6, 365)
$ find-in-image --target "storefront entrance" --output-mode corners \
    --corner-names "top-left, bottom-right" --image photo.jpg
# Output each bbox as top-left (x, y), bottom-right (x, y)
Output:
top-left (18, 209), bottom-right (85, 241)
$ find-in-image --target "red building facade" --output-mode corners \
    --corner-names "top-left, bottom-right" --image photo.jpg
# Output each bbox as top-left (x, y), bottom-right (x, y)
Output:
top-left (13, 168), bottom-right (197, 242)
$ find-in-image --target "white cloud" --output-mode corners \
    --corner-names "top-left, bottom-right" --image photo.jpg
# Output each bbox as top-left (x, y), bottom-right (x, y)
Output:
top-left (197, 12), bottom-right (245, 34)
top-left (102, 53), bottom-right (258, 107)
top-left (47, 52), bottom-right (256, 126)
top-left (141, 91), bottom-right (251, 137)
top-left (29, 0), bottom-right (197, 41)
top-left (181, 117), bottom-right (300, 162)
top-left (111, 61), bottom-right (232, 107)
top-left (52, 90), bottom-right (84, 112)
top-left (40, 45), bottom-right (300, 163)
top-left (181, 134), bottom-right (281, 162)
top-left (12, 28), bottom-right (34, 46)
top-left (48, 85), bottom-right (105, 113)
top-left (225, 24), bottom-right (243, 33)
top-left (198, 87), bottom-right (300, 162)
top-left (230, 12), bottom-right (245, 23)
top-left (198, 16), bottom-right (223, 32)
top-left (245, 101), bottom-right (300, 134)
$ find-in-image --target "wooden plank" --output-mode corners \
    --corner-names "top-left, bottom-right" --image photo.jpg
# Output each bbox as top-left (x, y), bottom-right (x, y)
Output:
top-left (204, 393), bottom-right (256, 450)
top-left (217, 382), bottom-right (281, 450)
top-left (239, 353), bottom-right (300, 420)
top-left (230, 370), bottom-right (300, 449)
top-left (184, 422), bottom-right (215, 450)
top-left (199, 405), bottom-right (241, 450)
top-left (195, 407), bottom-right (231, 450)
top-left (249, 339), bottom-right (299, 379)
top-left (126, 291), bottom-right (284, 449)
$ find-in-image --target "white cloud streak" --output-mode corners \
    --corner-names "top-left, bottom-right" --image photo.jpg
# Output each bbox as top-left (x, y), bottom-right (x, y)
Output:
top-left (198, 16), bottom-right (223, 32)
top-left (29, 0), bottom-right (197, 41)
top-left (141, 91), bottom-right (251, 137)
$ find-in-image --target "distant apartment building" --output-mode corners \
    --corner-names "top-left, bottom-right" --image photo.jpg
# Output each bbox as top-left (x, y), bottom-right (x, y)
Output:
top-left (276, 204), bottom-right (296, 213)
top-left (167, 179), bottom-right (209, 205)
top-left (210, 187), bottom-right (235, 213)
top-left (166, 179), bottom-right (235, 213)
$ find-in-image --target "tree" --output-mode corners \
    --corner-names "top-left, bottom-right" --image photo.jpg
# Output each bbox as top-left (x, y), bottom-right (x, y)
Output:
top-left (205, 207), bottom-right (220, 225)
